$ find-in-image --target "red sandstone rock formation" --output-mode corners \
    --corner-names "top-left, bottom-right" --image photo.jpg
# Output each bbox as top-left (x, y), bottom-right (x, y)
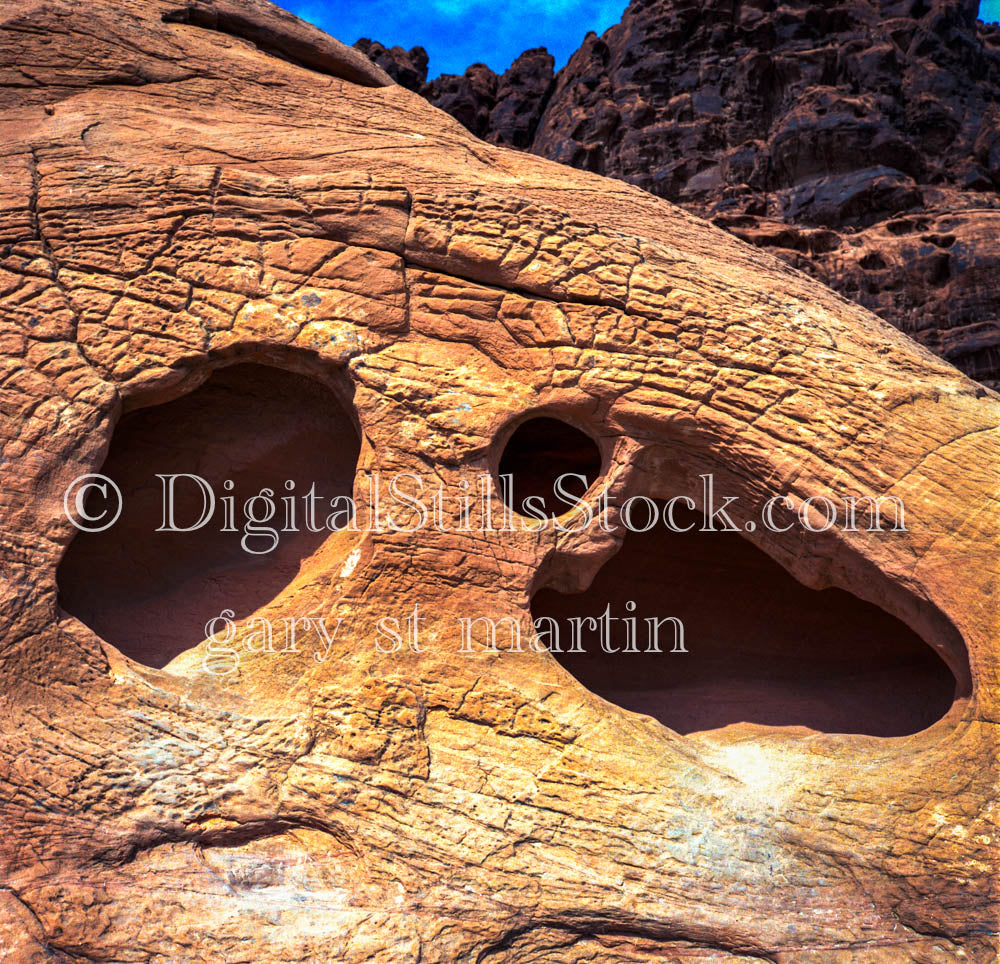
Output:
top-left (0, 0), bottom-right (998, 960)
top-left (368, 0), bottom-right (1000, 388)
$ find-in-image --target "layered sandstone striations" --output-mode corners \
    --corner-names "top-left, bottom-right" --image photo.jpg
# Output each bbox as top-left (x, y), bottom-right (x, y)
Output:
top-left (0, 0), bottom-right (998, 961)
top-left (367, 0), bottom-right (1000, 387)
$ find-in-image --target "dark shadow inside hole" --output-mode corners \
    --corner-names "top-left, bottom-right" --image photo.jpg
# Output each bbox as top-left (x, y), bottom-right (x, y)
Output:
top-left (58, 363), bottom-right (360, 669)
top-left (532, 502), bottom-right (958, 736)
top-left (498, 416), bottom-right (602, 518)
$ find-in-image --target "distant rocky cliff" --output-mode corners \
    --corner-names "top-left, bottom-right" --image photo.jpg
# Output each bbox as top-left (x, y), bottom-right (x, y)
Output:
top-left (358, 0), bottom-right (1000, 388)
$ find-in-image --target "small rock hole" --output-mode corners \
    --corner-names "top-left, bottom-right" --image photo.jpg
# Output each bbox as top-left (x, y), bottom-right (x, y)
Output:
top-left (497, 416), bottom-right (602, 518)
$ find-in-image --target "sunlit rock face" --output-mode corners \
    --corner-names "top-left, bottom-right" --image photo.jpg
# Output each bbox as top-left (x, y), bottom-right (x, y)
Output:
top-left (1, 0), bottom-right (998, 961)
top-left (371, 0), bottom-right (1000, 389)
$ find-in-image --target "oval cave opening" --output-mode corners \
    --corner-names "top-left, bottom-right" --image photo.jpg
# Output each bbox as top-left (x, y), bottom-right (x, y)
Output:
top-left (531, 501), bottom-right (961, 736)
top-left (58, 363), bottom-right (360, 669)
top-left (498, 416), bottom-right (603, 518)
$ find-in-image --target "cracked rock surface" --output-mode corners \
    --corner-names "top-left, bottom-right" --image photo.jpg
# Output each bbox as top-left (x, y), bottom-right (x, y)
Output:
top-left (0, 0), bottom-right (998, 960)
top-left (368, 0), bottom-right (1000, 389)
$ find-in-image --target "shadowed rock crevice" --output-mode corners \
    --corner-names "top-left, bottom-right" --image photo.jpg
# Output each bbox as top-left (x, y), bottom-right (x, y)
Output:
top-left (498, 416), bottom-right (603, 518)
top-left (533, 502), bottom-right (960, 736)
top-left (58, 363), bottom-right (360, 669)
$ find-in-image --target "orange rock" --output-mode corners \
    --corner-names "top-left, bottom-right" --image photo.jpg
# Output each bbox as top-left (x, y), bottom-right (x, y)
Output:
top-left (0, 0), bottom-right (996, 960)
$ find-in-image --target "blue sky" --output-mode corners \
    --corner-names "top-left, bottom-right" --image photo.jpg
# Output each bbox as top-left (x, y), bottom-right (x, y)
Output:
top-left (282, 0), bottom-right (1000, 79)
top-left (281, 0), bottom-right (628, 77)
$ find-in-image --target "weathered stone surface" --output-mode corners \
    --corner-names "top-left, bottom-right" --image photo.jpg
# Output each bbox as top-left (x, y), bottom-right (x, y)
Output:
top-left (422, 61), bottom-right (500, 139)
top-left (353, 37), bottom-right (429, 92)
top-left (0, 0), bottom-right (998, 961)
top-left (377, 0), bottom-right (1000, 388)
top-left (391, 47), bottom-right (557, 148)
top-left (486, 47), bottom-right (557, 149)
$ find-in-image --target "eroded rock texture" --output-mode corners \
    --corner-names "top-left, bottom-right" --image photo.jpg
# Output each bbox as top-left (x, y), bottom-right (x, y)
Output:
top-left (371, 0), bottom-right (1000, 388)
top-left (355, 38), bottom-right (558, 149)
top-left (354, 38), bottom-right (429, 93)
top-left (0, 0), bottom-right (998, 961)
